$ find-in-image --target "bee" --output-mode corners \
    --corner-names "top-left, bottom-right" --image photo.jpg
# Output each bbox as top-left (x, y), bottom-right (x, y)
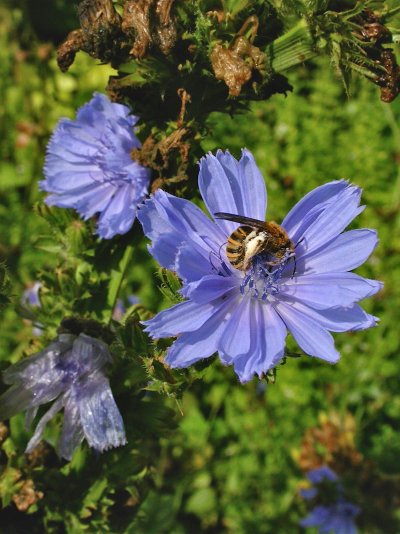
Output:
top-left (214, 212), bottom-right (295, 272)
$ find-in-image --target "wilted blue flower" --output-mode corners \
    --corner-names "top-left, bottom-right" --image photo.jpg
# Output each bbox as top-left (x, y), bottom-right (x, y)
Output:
top-left (0, 333), bottom-right (126, 460)
top-left (300, 466), bottom-right (360, 533)
top-left (40, 92), bottom-right (151, 239)
top-left (138, 149), bottom-right (381, 383)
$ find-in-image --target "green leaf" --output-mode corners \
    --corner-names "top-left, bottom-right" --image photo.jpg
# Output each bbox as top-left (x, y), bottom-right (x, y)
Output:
top-left (0, 163), bottom-right (31, 190)
top-left (185, 487), bottom-right (217, 517)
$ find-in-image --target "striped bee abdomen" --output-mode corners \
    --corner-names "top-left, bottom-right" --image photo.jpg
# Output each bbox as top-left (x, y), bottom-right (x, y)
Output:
top-left (226, 226), bottom-right (254, 270)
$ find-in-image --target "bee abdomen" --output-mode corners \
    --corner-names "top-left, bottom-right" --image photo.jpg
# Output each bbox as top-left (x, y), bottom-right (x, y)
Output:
top-left (225, 226), bottom-right (252, 270)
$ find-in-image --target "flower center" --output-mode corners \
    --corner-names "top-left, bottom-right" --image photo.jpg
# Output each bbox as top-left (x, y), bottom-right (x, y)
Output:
top-left (90, 128), bottom-right (134, 185)
top-left (240, 249), bottom-right (294, 301)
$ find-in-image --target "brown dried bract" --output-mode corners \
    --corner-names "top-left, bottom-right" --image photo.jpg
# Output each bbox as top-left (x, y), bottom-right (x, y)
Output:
top-left (177, 88), bottom-right (191, 127)
top-left (378, 50), bottom-right (400, 103)
top-left (122, 0), bottom-right (176, 58)
top-left (351, 9), bottom-right (399, 102)
top-left (12, 479), bottom-right (44, 512)
top-left (357, 9), bottom-right (390, 43)
top-left (211, 36), bottom-right (266, 96)
top-left (57, 29), bottom-right (86, 73)
top-left (122, 0), bottom-right (153, 58)
top-left (131, 87), bottom-right (191, 187)
top-left (57, 0), bottom-right (122, 72)
top-left (154, 0), bottom-right (176, 55)
top-left (211, 43), bottom-right (252, 97)
top-left (78, 0), bottom-right (122, 58)
top-left (132, 127), bottom-right (190, 191)
top-left (78, 0), bottom-right (121, 31)
top-left (361, 22), bottom-right (390, 42)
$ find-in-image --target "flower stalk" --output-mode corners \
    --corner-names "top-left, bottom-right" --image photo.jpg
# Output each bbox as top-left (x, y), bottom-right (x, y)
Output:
top-left (106, 242), bottom-right (135, 324)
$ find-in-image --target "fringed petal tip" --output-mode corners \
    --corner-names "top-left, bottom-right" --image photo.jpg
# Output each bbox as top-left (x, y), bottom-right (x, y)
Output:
top-left (93, 435), bottom-right (128, 453)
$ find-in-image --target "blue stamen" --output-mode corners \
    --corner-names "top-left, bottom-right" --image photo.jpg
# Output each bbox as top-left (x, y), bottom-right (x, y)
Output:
top-left (240, 250), bottom-right (294, 300)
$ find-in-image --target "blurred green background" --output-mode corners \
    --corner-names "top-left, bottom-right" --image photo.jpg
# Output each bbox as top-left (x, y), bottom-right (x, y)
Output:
top-left (1, 1), bottom-right (400, 532)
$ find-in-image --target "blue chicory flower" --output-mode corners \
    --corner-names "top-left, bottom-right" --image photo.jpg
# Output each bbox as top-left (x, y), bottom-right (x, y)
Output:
top-left (22, 282), bottom-right (42, 308)
top-left (300, 466), bottom-right (340, 500)
top-left (22, 282), bottom-right (43, 336)
top-left (40, 92), bottom-right (151, 239)
top-left (138, 149), bottom-right (381, 383)
top-left (0, 333), bottom-right (126, 460)
top-left (307, 466), bottom-right (339, 486)
top-left (300, 501), bottom-right (360, 533)
top-left (300, 466), bottom-right (360, 533)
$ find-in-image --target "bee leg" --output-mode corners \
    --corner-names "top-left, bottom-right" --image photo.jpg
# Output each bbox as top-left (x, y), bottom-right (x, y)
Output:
top-left (209, 251), bottom-right (220, 273)
top-left (291, 257), bottom-right (297, 279)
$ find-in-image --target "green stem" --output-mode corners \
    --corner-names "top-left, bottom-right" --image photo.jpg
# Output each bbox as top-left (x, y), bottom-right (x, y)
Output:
top-left (267, 20), bottom-right (318, 72)
top-left (105, 242), bottom-right (134, 324)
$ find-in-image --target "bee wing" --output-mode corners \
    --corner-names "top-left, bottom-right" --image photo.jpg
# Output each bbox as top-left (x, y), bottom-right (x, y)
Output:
top-left (214, 212), bottom-right (267, 230)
